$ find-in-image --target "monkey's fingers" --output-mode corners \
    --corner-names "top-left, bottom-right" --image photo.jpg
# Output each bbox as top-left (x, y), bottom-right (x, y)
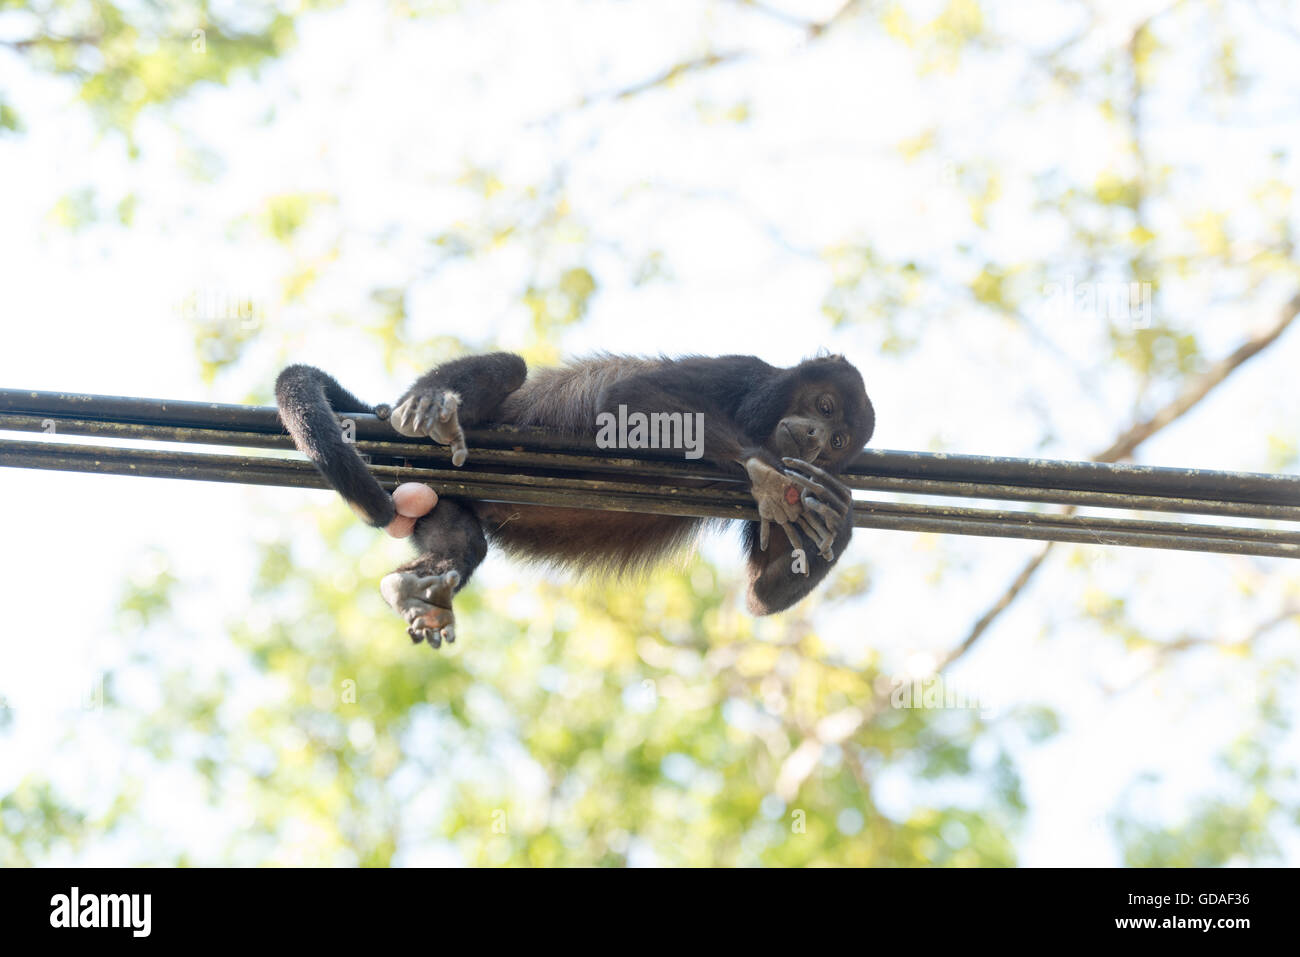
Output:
top-left (389, 396), bottom-right (424, 437)
top-left (411, 395), bottom-right (434, 430)
top-left (798, 509), bottom-right (834, 552)
top-left (801, 490), bottom-right (844, 527)
top-left (448, 425), bottom-right (468, 467)
top-left (424, 393), bottom-right (468, 466)
top-left (413, 605), bottom-right (455, 649)
top-left (782, 456), bottom-right (851, 492)
top-left (778, 465), bottom-right (843, 501)
top-left (781, 473), bottom-right (847, 523)
top-left (794, 514), bottom-right (822, 548)
top-left (797, 516), bottom-right (834, 561)
top-left (781, 458), bottom-right (853, 510)
top-left (779, 469), bottom-right (834, 502)
top-left (790, 509), bottom-right (832, 546)
top-left (438, 391), bottom-right (460, 423)
top-left (781, 461), bottom-right (853, 513)
top-left (759, 517), bottom-right (771, 552)
top-left (779, 519), bottom-right (805, 558)
top-left (417, 569), bottom-right (461, 602)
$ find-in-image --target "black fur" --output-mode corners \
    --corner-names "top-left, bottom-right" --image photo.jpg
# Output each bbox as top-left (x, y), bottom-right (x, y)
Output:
top-left (276, 353), bottom-right (874, 640)
top-left (396, 352), bottom-right (528, 426)
top-left (275, 364), bottom-right (396, 527)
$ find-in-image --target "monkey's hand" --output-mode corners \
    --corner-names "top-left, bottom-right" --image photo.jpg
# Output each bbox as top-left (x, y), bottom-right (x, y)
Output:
top-left (389, 389), bottom-right (469, 467)
top-left (380, 569), bottom-right (460, 648)
top-left (745, 457), bottom-right (852, 565)
top-left (782, 457), bottom-right (853, 560)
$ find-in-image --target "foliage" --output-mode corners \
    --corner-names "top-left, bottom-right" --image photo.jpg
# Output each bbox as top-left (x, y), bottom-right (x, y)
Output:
top-left (3, 0), bottom-right (1299, 866)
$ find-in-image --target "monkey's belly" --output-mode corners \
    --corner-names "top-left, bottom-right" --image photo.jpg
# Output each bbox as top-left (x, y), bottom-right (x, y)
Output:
top-left (471, 501), bottom-right (704, 575)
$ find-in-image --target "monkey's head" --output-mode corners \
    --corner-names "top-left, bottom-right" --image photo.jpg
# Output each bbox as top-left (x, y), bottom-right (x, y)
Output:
top-left (742, 355), bottom-right (874, 469)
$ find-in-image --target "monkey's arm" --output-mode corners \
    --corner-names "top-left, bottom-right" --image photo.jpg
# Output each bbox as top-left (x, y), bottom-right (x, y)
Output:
top-left (395, 353), bottom-right (526, 425)
top-left (742, 500), bottom-right (853, 615)
top-left (390, 352), bottom-right (527, 465)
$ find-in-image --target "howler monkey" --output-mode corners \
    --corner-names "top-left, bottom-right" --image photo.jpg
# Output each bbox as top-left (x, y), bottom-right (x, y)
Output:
top-left (276, 353), bottom-right (873, 647)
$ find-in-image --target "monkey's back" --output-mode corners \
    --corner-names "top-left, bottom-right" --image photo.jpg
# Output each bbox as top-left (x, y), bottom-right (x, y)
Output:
top-left (472, 355), bottom-right (711, 575)
top-left (495, 355), bottom-right (661, 432)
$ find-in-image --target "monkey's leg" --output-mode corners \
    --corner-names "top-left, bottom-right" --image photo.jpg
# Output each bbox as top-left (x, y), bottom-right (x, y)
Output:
top-left (379, 499), bottom-right (487, 649)
top-left (388, 353), bottom-right (527, 466)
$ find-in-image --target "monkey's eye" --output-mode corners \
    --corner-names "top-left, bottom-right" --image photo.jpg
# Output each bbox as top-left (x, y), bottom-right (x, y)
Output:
top-left (831, 433), bottom-right (845, 449)
top-left (818, 396), bottom-right (834, 416)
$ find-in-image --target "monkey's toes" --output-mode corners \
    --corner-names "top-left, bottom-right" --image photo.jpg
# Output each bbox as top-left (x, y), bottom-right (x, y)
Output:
top-left (380, 570), bottom-right (461, 649)
top-left (408, 604), bottom-right (456, 648)
top-left (423, 393), bottom-right (464, 448)
top-left (417, 569), bottom-right (459, 606)
top-left (389, 391), bottom-right (468, 463)
top-left (389, 395), bottom-right (428, 437)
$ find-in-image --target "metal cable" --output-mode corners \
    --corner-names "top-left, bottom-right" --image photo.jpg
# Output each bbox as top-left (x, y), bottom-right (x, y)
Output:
top-left (2, 388), bottom-right (1298, 559)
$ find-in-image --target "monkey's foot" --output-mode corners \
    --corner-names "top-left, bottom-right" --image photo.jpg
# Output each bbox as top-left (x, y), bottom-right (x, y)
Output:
top-left (390, 389), bottom-right (469, 466)
top-left (380, 570), bottom-right (461, 648)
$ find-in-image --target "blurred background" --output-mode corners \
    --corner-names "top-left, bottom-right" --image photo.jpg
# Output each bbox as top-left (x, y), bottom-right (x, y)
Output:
top-left (1, 0), bottom-right (1298, 866)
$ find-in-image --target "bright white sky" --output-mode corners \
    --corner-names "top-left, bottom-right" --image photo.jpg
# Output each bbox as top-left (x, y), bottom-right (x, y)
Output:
top-left (0, 0), bottom-right (1298, 864)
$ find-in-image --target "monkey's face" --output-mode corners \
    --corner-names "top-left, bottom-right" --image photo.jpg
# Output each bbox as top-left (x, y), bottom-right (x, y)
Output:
top-left (769, 381), bottom-right (864, 468)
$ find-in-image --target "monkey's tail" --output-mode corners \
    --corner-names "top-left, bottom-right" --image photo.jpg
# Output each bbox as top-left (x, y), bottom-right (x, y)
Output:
top-left (275, 364), bottom-right (396, 528)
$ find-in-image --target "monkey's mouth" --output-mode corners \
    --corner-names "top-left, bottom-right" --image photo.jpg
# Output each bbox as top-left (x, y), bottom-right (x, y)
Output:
top-left (781, 422), bottom-right (810, 459)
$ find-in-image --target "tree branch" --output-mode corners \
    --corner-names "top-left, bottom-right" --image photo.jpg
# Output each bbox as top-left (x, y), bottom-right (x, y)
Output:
top-left (1103, 601), bottom-right (1300, 696)
top-left (946, 288), bottom-right (1300, 669)
top-left (774, 287), bottom-right (1300, 800)
top-left (1095, 291), bottom-right (1300, 463)
top-left (571, 0), bottom-right (863, 110)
